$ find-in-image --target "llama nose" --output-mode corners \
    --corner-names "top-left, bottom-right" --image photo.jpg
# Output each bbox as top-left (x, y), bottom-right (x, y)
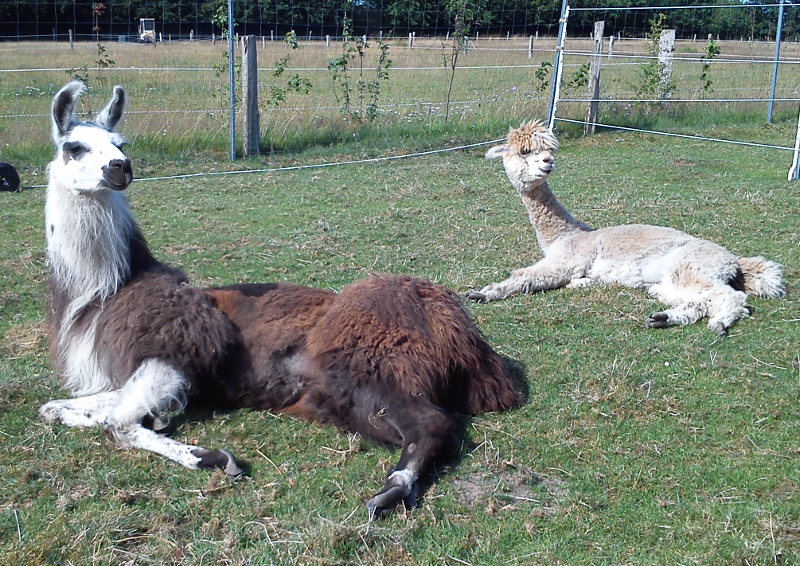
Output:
top-left (102, 158), bottom-right (134, 190)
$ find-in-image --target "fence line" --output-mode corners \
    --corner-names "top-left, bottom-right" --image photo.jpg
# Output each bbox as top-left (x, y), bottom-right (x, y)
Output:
top-left (19, 137), bottom-right (504, 190)
top-left (548, 1), bottom-right (800, 180)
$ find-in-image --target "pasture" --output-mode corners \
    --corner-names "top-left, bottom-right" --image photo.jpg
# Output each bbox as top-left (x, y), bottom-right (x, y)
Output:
top-left (1, 38), bottom-right (799, 565)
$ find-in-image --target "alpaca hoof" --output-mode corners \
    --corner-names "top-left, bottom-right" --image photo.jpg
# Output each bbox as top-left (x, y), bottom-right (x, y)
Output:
top-left (193, 448), bottom-right (244, 476)
top-left (465, 290), bottom-right (488, 303)
top-left (366, 482), bottom-right (419, 521)
top-left (645, 312), bottom-right (670, 329)
top-left (707, 321), bottom-right (729, 337)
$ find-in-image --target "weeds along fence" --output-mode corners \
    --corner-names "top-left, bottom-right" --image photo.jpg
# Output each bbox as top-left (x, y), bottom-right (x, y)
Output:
top-left (0, 35), bottom-right (561, 163)
top-left (547, 2), bottom-right (800, 180)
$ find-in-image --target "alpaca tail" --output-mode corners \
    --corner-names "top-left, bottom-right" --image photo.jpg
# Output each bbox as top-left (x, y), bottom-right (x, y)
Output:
top-left (737, 256), bottom-right (785, 298)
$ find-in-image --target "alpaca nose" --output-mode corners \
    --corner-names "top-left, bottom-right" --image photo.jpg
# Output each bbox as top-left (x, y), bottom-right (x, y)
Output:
top-left (102, 158), bottom-right (134, 190)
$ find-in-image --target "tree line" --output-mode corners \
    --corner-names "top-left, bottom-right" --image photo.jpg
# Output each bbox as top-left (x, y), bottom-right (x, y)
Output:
top-left (2, 0), bottom-right (797, 42)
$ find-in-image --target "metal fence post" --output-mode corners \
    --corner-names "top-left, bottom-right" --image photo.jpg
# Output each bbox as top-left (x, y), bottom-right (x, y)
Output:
top-left (546, 0), bottom-right (570, 130)
top-left (789, 105), bottom-right (800, 181)
top-left (767, 0), bottom-right (785, 123)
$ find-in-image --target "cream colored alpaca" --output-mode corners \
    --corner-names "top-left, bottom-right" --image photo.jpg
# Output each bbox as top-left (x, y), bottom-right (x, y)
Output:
top-left (466, 120), bottom-right (785, 335)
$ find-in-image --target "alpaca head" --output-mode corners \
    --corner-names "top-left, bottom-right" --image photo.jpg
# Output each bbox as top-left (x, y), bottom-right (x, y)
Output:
top-left (486, 120), bottom-right (559, 192)
top-left (48, 81), bottom-right (133, 194)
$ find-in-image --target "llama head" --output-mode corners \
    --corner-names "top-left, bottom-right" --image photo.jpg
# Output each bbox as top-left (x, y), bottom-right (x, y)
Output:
top-left (49, 81), bottom-right (133, 194)
top-left (486, 120), bottom-right (559, 191)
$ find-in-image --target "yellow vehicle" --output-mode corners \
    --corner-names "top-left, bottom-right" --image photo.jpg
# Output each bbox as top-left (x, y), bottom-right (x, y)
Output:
top-left (138, 18), bottom-right (155, 43)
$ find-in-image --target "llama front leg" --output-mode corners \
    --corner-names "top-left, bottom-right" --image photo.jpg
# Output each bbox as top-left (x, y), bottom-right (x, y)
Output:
top-left (102, 423), bottom-right (243, 476)
top-left (40, 390), bottom-right (122, 427)
top-left (43, 359), bottom-right (243, 476)
top-left (466, 258), bottom-right (574, 302)
top-left (101, 359), bottom-right (243, 476)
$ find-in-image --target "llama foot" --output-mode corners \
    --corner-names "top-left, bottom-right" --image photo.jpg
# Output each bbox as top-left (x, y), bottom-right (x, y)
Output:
top-left (142, 413), bottom-right (173, 435)
top-left (365, 469), bottom-right (419, 520)
top-left (193, 448), bottom-right (244, 477)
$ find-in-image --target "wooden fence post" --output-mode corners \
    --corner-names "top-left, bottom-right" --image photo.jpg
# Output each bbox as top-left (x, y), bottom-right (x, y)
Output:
top-left (242, 35), bottom-right (260, 157)
top-left (528, 35), bottom-right (534, 58)
top-left (69, 29), bottom-right (74, 49)
top-left (585, 21), bottom-right (604, 135)
top-left (658, 29), bottom-right (676, 99)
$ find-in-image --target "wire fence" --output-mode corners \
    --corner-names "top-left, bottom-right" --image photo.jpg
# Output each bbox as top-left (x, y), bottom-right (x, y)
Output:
top-left (547, 2), bottom-right (800, 179)
top-left (1, 2), bottom-right (799, 181)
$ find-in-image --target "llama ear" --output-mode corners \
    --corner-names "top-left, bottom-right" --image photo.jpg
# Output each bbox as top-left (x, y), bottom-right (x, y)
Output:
top-left (95, 85), bottom-right (126, 132)
top-left (51, 81), bottom-right (86, 144)
top-left (485, 145), bottom-right (509, 160)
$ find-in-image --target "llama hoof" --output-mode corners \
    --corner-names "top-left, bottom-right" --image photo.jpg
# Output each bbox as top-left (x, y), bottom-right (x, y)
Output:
top-left (142, 414), bottom-right (173, 435)
top-left (644, 312), bottom-right (670, 329)
top-left (39, 403), bottom-right (64, 424)
top-left (465, 290), bottom-right (488, 303)
top-left (366, 482), bottom-right (419, 520)
top-left (193, 448), bottom-right (244, 477)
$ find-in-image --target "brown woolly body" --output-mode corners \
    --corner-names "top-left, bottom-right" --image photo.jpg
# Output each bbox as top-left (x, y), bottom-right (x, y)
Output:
top-left (50, 251), bottom-right (518, 422)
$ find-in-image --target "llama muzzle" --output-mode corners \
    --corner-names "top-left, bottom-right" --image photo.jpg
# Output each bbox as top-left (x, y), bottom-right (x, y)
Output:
top-left (102, 158), bottom-right (133, 190)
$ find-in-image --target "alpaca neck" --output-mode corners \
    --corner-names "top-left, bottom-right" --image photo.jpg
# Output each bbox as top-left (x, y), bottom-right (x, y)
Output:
top-left (45, 179), bottom-right (144, 325)
top-left (518, 180), bottom-right (591, 252)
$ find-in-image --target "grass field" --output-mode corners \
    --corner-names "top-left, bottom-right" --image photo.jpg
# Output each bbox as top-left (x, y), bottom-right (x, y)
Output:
top-left (1, 39), bottom-right (799, 565)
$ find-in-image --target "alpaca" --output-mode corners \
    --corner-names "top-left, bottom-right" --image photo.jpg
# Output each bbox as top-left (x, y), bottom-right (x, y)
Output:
top-left (40, 81), bottom-right (522, 519)
top-left (466, 120), bottom-right (785, 335)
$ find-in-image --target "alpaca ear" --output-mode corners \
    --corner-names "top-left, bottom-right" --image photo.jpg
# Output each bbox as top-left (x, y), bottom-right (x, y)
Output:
top-left (95, 85), bottom-right (126, 132)
top-left (51, 81), bottom-right (86, 145)
top-left (485, 145), bottom-right (509, 160)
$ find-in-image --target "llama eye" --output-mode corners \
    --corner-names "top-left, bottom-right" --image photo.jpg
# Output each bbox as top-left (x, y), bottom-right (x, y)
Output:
top-left (64, 142), bottom-right (88, 159)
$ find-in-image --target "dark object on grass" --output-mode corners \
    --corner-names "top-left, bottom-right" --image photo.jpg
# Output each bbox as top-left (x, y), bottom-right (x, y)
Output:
top-left (0, 163), bottom-right (20, 192)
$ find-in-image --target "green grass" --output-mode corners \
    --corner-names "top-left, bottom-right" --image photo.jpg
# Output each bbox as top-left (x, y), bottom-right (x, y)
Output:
top-left (1, 116), bottom-right (799, 564)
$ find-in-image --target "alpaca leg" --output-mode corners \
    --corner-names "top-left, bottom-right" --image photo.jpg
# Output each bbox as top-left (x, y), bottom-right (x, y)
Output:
top-left (644, 301), bottom-right (708, 330)
top-left (40, 390), bottom-right (122, 427)
top-left (466, 258), bottom-right (574, 302)
top-left (705, 286), bottom-right (750, 335)
top-left (647, 280), bottom-right (749, 335)
top-left (348, 392), bottom-right (456, 519)
top-left (100, 359), bottom-right (241, 476)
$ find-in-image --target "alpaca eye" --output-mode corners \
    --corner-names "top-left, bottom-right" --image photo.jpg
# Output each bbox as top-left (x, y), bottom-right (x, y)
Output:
top-left (520, 148), bottom-right (531, 156)
top-left (64, 142), bottom-right (88, 159)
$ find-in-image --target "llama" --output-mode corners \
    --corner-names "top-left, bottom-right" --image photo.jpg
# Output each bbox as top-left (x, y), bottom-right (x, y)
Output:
top-left (466, 120), bottom-right (785, 335)
top-left (40, 81), bottom-right (521, 519)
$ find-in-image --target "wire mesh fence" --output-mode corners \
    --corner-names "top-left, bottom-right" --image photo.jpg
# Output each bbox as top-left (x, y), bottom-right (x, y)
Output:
top-left (1, 1), bottom-right (799, 176)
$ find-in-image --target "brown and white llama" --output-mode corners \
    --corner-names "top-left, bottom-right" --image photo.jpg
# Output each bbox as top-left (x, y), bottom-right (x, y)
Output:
top-left (40, 81), bottom-right (521, 519)
top-left (466, 120), bottom-right (785, 335)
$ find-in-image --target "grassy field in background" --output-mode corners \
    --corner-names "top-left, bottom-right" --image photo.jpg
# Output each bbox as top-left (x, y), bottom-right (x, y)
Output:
top-left (1, 35), bottom-right (799, 168)
top-left (1, 98), bottom-right (799, 565)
